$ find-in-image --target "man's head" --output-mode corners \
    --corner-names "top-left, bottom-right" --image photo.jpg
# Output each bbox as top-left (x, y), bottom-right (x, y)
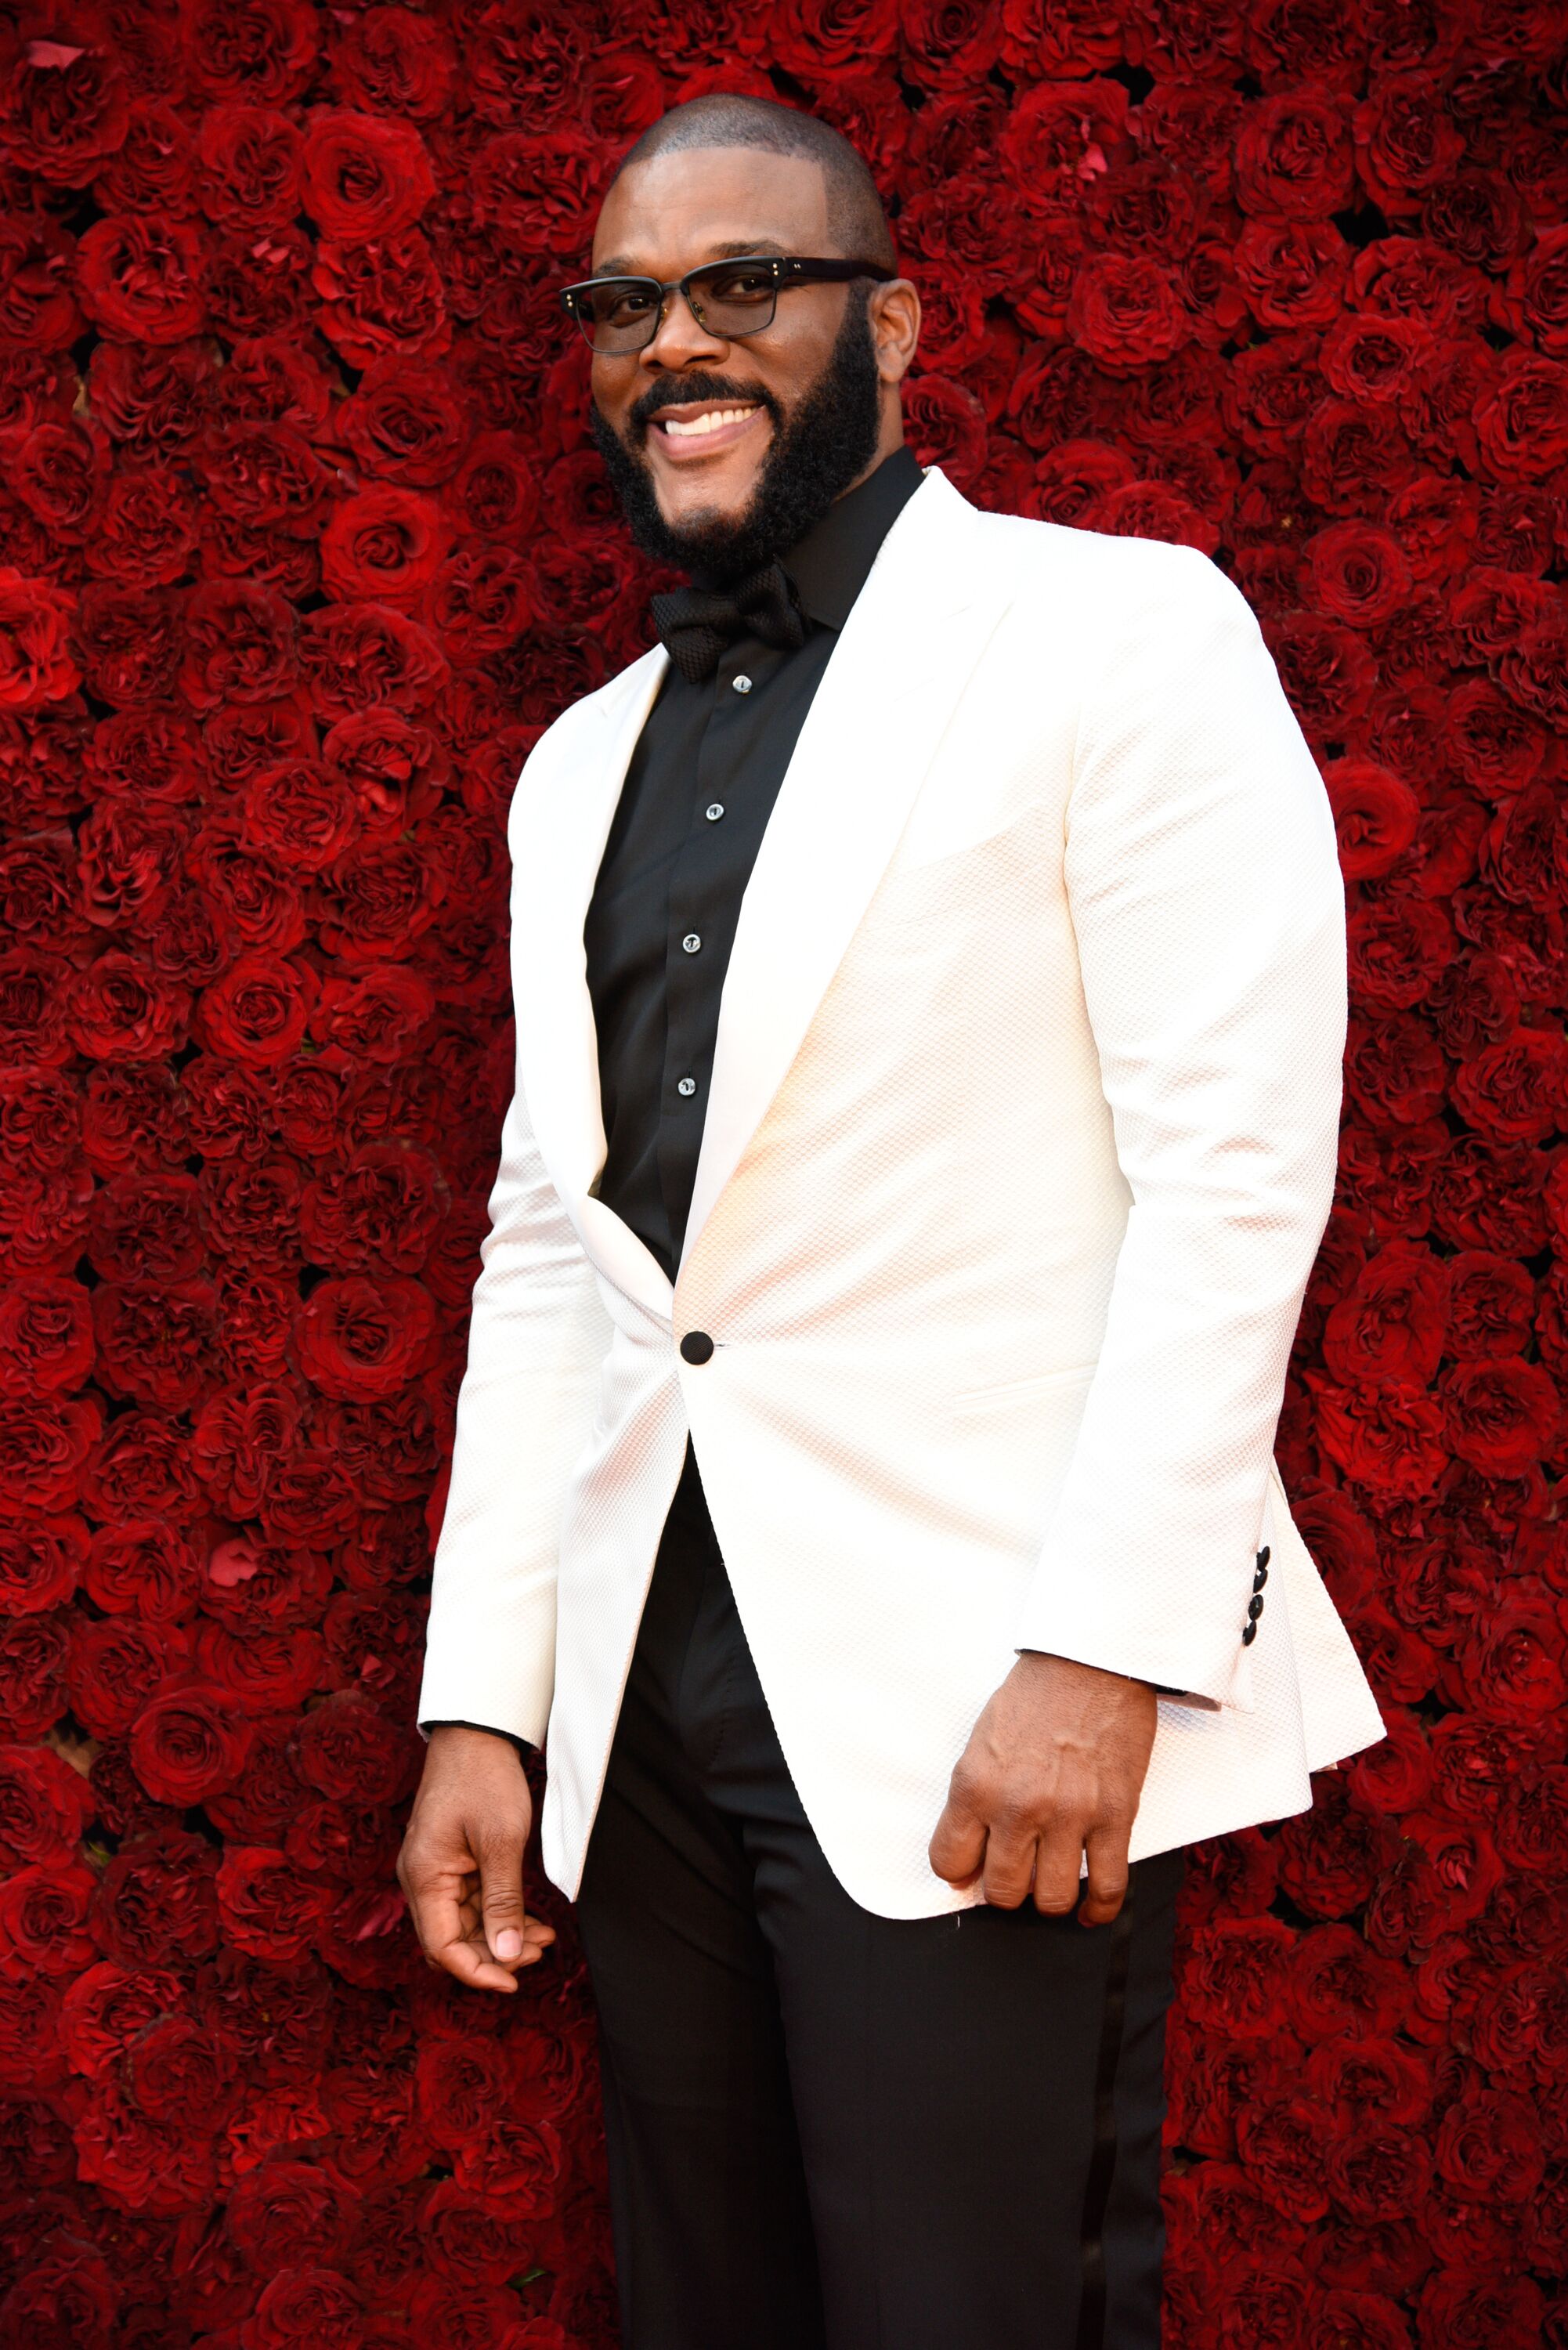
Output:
top-left (582, 96), bottom-right (921, 584)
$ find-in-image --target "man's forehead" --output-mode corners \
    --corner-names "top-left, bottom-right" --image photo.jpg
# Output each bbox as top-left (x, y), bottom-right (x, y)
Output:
top-left (592, 148), bottom-right (831, 273)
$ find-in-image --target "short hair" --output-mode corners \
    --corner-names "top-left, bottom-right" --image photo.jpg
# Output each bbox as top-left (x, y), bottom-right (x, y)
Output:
top-left (609, 95), bottom-right (897, 273)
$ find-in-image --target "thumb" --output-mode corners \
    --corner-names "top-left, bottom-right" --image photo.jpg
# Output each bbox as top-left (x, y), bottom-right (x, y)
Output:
top-left (477, 1824), bottom-right (527, 1963)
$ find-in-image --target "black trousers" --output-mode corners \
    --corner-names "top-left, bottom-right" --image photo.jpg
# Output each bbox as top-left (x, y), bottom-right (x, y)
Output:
top-left (574, 1445), bottom-right (1183, 2350)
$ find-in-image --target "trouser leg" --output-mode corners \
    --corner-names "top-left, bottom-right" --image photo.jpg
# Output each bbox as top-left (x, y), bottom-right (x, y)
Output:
top-left (573, 1449), bottom-right (827, 2350)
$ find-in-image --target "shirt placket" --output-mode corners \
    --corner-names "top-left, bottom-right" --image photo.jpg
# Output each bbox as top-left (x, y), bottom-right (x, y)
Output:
top-left (656, 630), bottom-right (774, 1266)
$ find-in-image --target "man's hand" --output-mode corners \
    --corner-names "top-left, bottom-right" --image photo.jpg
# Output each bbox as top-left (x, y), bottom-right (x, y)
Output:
top-left (929, 1653), bottom-right (1158, 1926)
top-left (397, 1726), bottom-right (556, 1992)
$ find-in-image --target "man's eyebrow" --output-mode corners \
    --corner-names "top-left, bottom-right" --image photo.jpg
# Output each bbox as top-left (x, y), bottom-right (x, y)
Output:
top-left (588, 237), bottom-right (790, 277)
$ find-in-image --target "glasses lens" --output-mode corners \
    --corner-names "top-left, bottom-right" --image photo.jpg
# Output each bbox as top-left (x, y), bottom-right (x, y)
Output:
top-left (575, 279), bottom-right (662, 352)
top-left (689, 261), bottom-right (779, 337)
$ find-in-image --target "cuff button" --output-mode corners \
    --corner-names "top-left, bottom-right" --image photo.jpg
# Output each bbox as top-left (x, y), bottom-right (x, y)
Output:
top-left (1241, 1620), bottom-right (1258, 1646)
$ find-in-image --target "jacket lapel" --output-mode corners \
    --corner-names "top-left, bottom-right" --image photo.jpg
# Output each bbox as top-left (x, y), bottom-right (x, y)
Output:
top-left (510, 644), bottom-right (677, 1322)
top-left (680, 468), bottom-right (1010, 1273)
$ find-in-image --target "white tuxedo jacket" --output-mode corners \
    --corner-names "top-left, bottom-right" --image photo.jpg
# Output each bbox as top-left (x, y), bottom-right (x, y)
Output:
top-left (417, 464), bottom-right (1386, 1918)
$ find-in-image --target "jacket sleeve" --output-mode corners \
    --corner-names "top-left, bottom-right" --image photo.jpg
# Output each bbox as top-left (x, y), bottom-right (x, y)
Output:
top-left (415, 762), bottom-right (611, 1748)
top-left (1013, 547), bottom-right (1346, 1705)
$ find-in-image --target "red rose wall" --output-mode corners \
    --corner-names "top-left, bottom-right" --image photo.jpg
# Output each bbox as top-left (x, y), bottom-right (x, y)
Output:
top-left (0, 1), bottom-right (1566, 2344)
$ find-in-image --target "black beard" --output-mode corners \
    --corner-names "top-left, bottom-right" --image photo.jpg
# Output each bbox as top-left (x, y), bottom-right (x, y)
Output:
top-left (589, 285), bottom-right (883, 588)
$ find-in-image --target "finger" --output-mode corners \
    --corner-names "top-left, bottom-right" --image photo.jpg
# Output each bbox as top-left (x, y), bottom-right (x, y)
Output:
top-left (1078, 1822), bottom-right (1131, 1927)
top-left (1031, 1828), bottom-right (1086, 1916)
top-left (432, 1923), bottom-right (524, 1994)
top-left (455, 1878), bottom-right (557, 1969)
top-left (929, 1791), bottom-right (988, 1886)
top-left (980, 1826), bottom-right (1038, 1910)
top-left (407, 1868), bottom-right (523, 1993)
top-left (476, 1828), bottom-right (530, 1965)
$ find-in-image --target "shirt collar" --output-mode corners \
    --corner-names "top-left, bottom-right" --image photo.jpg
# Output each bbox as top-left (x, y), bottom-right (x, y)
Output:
top-left (780, 443), bottom-right (924, 633)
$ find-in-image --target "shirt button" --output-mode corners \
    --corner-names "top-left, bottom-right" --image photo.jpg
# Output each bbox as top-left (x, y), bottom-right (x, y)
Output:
top-left (681, 932), bottom-right (701, 954)
top-left (705, 803), bottom-right (724, 822)
top-left (677, 1076), bottom-right (696, 1097)
top-left (732, 674), bottom-right (752, 693)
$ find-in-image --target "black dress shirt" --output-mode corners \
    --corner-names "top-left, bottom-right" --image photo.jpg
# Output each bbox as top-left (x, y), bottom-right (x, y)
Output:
top-left (423, 446), bottom-right (923, 1751)
top-left (583, 442), bottom-right (924, 1282)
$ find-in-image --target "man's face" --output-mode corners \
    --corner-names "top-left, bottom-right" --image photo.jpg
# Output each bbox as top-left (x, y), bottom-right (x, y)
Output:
top-left (585, 146), bottom-right (884, 576)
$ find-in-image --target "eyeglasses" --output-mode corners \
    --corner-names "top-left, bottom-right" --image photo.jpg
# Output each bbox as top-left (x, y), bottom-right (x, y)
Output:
top-left (560, 254), bottom-right (895, 355)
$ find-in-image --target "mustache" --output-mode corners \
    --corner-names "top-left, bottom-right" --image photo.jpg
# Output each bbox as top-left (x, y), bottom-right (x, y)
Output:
top-left (628, 372), bottom-right (784, 439)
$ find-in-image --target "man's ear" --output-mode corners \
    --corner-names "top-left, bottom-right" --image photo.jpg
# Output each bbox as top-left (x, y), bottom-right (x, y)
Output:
top-left (871, 278), bottom-right (921, 387)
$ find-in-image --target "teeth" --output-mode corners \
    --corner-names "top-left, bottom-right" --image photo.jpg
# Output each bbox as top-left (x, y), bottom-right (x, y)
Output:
top-left (661, 407), bottom-right (757, 438)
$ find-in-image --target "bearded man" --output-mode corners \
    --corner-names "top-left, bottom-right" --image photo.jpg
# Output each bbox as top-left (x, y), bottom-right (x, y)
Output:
top-left (399, 93), bottom-right (1384, 2350)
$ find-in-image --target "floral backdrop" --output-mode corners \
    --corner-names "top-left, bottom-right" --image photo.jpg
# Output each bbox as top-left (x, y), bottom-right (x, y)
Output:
top-left (0, 0), bottom-right (1566, 2343)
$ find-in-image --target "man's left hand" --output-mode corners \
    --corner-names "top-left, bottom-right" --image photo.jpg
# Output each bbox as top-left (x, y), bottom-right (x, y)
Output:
top-left (928, 1653), bottom-right (1158, 1925)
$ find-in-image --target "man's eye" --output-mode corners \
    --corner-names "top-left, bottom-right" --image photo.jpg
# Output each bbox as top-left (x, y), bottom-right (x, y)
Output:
top-left (706, 269), bottom-right (775, 304)
top-left (598, 286), bottom-right (654, 325)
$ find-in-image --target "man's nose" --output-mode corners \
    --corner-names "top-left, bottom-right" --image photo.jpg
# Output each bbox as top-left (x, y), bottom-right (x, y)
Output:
top-left (638, 285), bottom-right (731, 375)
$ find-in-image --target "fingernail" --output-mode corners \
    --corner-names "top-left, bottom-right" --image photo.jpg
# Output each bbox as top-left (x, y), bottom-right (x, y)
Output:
top-left (494, 1928), bottom-right (522, 1961)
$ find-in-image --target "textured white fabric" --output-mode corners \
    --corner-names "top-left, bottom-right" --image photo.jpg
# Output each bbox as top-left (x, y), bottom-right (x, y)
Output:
top-left (417, 467), bottom-right (1386, 1919)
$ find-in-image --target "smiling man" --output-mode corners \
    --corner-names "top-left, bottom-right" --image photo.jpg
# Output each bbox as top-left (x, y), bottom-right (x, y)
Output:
top-left (399, 93), bottom-right (1384, 2350)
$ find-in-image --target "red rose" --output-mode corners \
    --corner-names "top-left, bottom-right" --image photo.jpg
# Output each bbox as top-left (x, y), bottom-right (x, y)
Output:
top-left (194, 953), bottom-right (319, 1067)
top-left (320, 488), bottom-right (452, 610)
top-left (215, 1846), bottom-right (332, 1962)
top-left (1234, 87), bottom-right (1355, 221)
top-left (74, 213), bottom-right (208, 344)
top-left (331, 10), bottom-right (456, 120)
top-left (1323, 1242), bottom-right (1450, 1387)
top-left (240, 761), bottom-right (359, 874)
top-left (299, 600), bottom-right (450, 722)
top-left (300, 109), bottom-right (437, 241)
top-left (0, 569), bottom-right (81, 708)
top-left (127, 1683), bottom-right (255, 1806)
top-left (337, 357), bottom-right (470, 487)
top-left (309, 230), bottom-right (452, 369)
top-left (0, 34), bottom-right (131, 187)
top-left (192, 101), bottom-right (303, 228)
top-left (181, 0), bottom-right (320, 106)
top-left (292, 1275), bottom-right (438, 1401)
top-left (1065, 252), bottom-right (1192, 371)
top-left (0, 1857), bottom-right (98, 1975)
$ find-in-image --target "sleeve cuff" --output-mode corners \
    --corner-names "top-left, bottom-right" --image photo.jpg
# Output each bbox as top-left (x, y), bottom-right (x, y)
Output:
top-left (419, 1718), bottom-right (537, 1760)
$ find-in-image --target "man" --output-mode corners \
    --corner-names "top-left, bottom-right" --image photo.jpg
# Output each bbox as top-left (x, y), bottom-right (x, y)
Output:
top-left (399, 94), bottom-right (1385, 2350)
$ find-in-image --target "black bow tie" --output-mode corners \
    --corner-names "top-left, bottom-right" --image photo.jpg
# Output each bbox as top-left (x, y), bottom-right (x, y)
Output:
top-left (650, 559), bottom-right (807, 684)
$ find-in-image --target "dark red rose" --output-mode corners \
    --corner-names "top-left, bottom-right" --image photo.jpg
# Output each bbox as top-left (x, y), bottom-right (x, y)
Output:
top-left (74, 214), bottom-right (208, 345)
top-left (0, 31), bottom-right (131, 187)
top-left (126, 1684), bottom-right (254, 1806)
top-left (239, 760), bottom-right (360, 873)
top-left (309, 228), bottom-right (451, 369)
top-left (190, 100), bottom-right (302, 228)
top-left (329, 7), bottom-right (455, 119)
top-left (194, 953), bottom-right (318, 1067)
top-left (215, 1846), bottom-right (331, 1963)
top-left (0, 568), bottom-right (81, 707)
top-left (1474, 354), bottom-right (1568, 483)
top-left (83, 1520), bottom-right (201, 1623)
top-left (320, 488), bottom-right (451, 610)
top-left (336, 357), bottom-right (470, 487)
top-left (299, 109), bottom-right (436, 241)
top-left (181, 580), bottom-right (299, 709)
top-left (1323, 1242), bottom-right (1450, 1386)
top-left (300, 599), bottom-right (450, 723)
top-left (179, 0), bottom-right (316, 103)
top-left (0, 1743), bottom-right (87, 1870)
top-left (0, 1277), bottom-right (94, 1394)
top-left (291, 1274), bottom-right (437, 1402)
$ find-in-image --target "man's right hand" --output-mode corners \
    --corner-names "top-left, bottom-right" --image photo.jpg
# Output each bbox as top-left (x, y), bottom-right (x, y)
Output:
top-left (397, 1725), bottom-right (556, 1993)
